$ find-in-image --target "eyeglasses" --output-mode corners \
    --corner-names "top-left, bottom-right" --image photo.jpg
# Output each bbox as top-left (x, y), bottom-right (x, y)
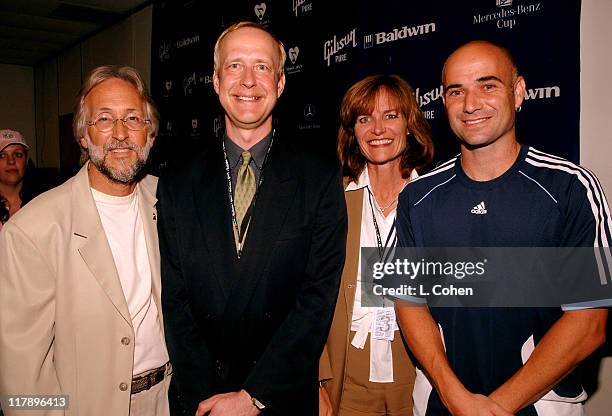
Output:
top-left (87, 114), bottom-right (151, 132)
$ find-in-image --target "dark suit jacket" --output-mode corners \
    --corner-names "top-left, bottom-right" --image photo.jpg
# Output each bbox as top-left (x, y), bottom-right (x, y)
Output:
top-left (157, 132), bottom-right (347, 415)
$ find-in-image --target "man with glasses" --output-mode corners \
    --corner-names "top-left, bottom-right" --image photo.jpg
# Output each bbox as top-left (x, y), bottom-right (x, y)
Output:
top-left (0, 66), bottom-right (170, 416)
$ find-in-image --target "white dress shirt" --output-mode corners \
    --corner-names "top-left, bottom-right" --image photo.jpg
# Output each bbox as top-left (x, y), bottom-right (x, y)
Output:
top-left (347, 166), bottom-right (417, 382)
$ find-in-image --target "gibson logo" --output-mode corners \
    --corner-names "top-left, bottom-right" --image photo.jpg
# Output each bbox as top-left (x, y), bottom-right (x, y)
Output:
top-left (158, 41), bottom-right (171, 62)
top-left (293, 0), bottom-right (306, 14)
top-left (323, 28), bottom-right (356, 67)
top-left (292, 0), bottom-right (312, 16)
top-left (414, 86), bottom-right (443, 107)
top-left (183, 72), bottom-right (196, 96)
top-left (213, 117), bottom-right (223, 137)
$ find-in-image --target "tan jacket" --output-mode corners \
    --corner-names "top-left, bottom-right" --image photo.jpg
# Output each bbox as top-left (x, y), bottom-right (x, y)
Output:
top-left (0, 163), bottom-right (163, 416)
top-left (319, 186), bottom-right (414, 415)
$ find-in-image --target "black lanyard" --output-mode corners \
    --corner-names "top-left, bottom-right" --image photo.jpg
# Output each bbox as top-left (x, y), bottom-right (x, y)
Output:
top-left (222, 131), bottom-right (274, 258)
top-left (366, 188), bottom-right (397, 262)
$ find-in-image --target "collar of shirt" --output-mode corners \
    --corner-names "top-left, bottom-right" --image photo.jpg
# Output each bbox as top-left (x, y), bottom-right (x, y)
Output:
top-left (344, 166), bottom-right (419, 193)
top-left (90, 186), bottom-right (137, 204)
top-left (223, 131), bottom-right (273, 174)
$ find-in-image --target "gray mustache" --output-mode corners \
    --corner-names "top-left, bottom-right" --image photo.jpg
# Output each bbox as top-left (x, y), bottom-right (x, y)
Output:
top-left (105, 140), bottom-right (140, 151)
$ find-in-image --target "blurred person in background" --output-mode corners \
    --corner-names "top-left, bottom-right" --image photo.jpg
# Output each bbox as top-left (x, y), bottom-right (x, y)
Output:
top-left (0, 129), bottom-right (31, 226)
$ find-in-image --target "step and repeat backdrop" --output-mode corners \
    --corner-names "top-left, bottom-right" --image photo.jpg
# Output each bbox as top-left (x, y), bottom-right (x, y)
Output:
top-left (150, 0), bottom-right (580, 170)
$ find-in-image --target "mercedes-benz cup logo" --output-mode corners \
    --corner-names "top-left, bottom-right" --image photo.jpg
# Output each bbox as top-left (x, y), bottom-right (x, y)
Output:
top-left (496, 0), bottom-right (513, 7)
top-left (304, 104), bottom-right (316, 121)
top-left (288, 47), bottom-right (299, 64)
top-left (192, 119), bottom-right (198, 130)
top-left (254, 3), bottom-right (267, 20)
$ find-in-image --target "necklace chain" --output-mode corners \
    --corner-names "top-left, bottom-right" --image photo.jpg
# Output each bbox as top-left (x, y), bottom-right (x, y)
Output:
top-left (375, 196), bottom-right (398, 213)
top-left (372, 180), bottom-right (407, 213)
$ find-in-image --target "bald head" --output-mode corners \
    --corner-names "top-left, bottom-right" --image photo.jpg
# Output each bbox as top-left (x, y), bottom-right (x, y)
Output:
top-left (442, 41), bottom-right (518, 86)
top-left (440, 40), bottom-right (526, 152)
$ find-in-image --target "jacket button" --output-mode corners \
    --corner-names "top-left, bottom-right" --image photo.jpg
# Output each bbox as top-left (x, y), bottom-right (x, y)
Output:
top-left (121, 337), bottom-right (130, 345)
top-left (347, 284), bottom-right (354, 288)
top-left (119, 382), bottom-right (129, 391)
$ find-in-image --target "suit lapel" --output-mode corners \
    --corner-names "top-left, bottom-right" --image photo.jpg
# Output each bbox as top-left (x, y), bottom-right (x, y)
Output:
top-left (343, 188), bottom-right (363, 319)
top-left (193, 142), bottom-right (237, 296)
top-left (240, 140), bottom-right (297, 264)
top-left (222, 138), bottom-right (298, 326)
top-left (138, 177), bottom-right (164, 335)
top-left (73, 164), bottom-right (132, 325)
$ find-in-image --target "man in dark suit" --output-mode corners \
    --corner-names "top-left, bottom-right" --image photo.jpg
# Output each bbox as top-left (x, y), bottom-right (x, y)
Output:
top-left (157, 21), bottom-right (347, 416)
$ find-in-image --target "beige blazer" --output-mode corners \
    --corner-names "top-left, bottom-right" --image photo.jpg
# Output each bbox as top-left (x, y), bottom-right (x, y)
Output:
top-left (319, 186), bottom-right (414, 415)
top-left (0, 163), bottom-right (163, 416)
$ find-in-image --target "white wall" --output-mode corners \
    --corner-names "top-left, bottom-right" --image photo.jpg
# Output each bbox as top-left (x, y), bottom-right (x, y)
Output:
top-left (34, 60), bottom-right (59, 168)
top-left (34, 4), bottom-right (152, 169)
top-left (0, 64), bottom-right (36, 161)
top-left (581, 0), bottom-right (612, 196)
top-left (581, 0), bottom-right (612, 412)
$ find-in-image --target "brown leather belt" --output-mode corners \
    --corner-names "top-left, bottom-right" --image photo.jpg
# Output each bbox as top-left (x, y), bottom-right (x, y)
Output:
top-left (131, 362), bottom-right (168, 394)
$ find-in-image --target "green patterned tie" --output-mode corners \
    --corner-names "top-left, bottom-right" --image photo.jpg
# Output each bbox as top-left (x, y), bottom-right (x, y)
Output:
top-left (234, 151), bottom-right (256, 238)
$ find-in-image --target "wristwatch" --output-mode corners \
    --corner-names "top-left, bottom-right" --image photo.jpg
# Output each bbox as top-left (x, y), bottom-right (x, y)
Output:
top-left (251, 396), bottom-right (266, 411)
